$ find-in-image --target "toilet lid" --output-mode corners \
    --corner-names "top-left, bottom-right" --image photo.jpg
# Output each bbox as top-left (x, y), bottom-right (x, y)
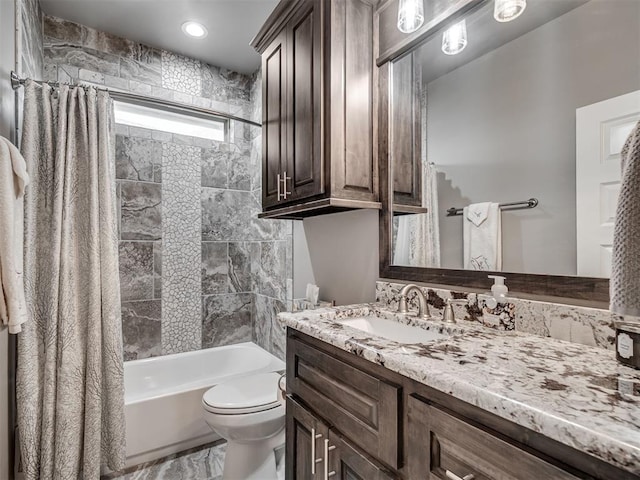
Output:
top-left (203, 372), bottom-right (281, 413)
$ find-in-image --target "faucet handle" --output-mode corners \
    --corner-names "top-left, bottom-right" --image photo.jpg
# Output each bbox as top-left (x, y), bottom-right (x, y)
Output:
top-left (442, 298), bottom-right (468, 323)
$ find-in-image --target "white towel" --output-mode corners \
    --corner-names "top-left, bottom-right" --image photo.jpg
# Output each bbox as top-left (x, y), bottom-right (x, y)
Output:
top-left (611, 121), bottom-right (640, 317)
top-left (0, 136), bottom-right (30, 333)
top-left (463, 202), bottom-right (502, 271)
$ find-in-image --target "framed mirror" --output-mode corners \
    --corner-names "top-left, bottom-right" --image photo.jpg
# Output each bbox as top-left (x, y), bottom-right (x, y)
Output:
top-left (378, 0), bottom-right (640, 301)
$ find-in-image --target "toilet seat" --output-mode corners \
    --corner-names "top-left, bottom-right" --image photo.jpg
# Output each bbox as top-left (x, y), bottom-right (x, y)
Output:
top-left (203, 372), bottom-right (282, 415)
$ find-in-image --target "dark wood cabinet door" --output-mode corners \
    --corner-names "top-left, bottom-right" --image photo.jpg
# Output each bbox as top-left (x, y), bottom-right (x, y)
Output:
top-left (390, 51), bottom-right (422, 208)
top-left (329, 0), bottom-right (378, 202)
top-left (285, 0), bottom-right (323, 203)
top-left (407, 395), bottom-right (581, 480)
top-left (286, 396), bottom-right (329, 480)
top-left (262, 28), bottom-right (288, 209)
top-left (327, 430), bottom-right (396, 480)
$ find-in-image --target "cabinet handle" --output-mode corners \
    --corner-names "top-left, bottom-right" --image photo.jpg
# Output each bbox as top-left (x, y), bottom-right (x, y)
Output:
top-left (277, 173), bottom-right (282, 200)
top-left (324, 439), bottom-right (336, 479)
top-left (281, 170), bottom-right (291, 199)
top-left (445, 471), bottom-right (475, 480)
top-left (311, 428), bottom-right (323, 475)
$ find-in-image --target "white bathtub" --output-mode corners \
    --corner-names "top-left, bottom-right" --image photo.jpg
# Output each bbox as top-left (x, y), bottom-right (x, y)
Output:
top-left (124, 342), bottom-right (285, 467)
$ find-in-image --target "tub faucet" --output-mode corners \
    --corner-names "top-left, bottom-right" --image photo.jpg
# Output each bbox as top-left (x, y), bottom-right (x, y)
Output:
top-left (397, 284), bottom-right (430, 319)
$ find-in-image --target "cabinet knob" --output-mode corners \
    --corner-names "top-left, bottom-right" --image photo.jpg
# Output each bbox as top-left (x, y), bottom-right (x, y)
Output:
top-left (311, 428), bottom-right (323, 475)
top-left (324, 439), bottom-right (336, 479)
top-left (445, 470), bottom-right (475, 480)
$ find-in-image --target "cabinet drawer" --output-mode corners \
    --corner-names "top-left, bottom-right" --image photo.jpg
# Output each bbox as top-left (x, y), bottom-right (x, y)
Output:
top-left (287, 334), bottom-right (401, 469)
top-left (408, 395), bottom-right (580, 480)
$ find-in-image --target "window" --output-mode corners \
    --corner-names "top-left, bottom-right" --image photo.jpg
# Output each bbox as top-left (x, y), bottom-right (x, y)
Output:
top-left (113, 101), bottom-right (226, 141)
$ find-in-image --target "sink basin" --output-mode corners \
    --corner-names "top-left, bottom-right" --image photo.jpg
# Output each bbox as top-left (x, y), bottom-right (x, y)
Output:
top-left (337, 316), bottom-right (448, 344)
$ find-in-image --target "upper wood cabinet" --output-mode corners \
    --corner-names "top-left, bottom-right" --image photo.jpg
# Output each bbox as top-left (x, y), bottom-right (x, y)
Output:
top-left (251, 0), bottom-right (381, 219)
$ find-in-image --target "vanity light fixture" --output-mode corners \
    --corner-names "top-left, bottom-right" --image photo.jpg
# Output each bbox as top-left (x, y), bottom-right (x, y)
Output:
top-left (441, 19), bottom-right (468, 55)
top-left (397, 0), bottom-right (424, 33)
top-left (182, 21), bottom-right (208, 38)
top-left (494, 0), bottom-right (527, 22)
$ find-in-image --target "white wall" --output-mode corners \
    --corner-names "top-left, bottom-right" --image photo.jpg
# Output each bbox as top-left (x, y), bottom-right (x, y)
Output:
top-left (429, 0), bottom-right (640, 275)
top-left (0, 0), bottom-right (16, 476)
top-left (294, 209), bottom-right (379, 305)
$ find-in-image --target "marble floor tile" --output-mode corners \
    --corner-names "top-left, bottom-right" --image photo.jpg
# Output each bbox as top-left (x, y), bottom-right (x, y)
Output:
top-left (103, 442), bottom-right (226, 480)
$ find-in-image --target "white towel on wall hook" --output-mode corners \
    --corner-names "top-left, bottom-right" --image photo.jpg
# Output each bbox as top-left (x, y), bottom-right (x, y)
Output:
top-left (463, 202), bottom-right (502, 271)
top-left (0, 136), bottom-right (30, 334)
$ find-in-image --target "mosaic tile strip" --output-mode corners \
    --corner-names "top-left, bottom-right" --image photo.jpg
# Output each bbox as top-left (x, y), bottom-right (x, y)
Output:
top-left (161, 51), bottom-right (202, 96)
top-left (161, 142), bottom-right (203, 354)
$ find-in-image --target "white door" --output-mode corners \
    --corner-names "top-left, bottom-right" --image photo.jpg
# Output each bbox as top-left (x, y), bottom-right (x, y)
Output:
top-left (576, 90), bottom-right (640, 277)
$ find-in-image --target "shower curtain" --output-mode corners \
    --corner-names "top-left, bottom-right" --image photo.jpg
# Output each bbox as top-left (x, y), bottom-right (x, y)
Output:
top-left (16, 80), bottom-right (125, 479)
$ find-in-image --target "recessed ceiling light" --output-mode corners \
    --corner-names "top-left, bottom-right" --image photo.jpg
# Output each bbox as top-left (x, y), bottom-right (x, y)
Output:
top-left (182, 21), bottom-right (208, 39)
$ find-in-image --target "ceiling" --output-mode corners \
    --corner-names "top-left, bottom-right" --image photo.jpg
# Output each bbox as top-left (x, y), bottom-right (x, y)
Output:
top-left (39, 0), bottom-right (279, 74)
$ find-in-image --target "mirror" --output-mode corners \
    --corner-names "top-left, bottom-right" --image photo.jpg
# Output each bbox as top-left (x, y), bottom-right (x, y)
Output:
top-left (389, 0), bottom-right (640, 279)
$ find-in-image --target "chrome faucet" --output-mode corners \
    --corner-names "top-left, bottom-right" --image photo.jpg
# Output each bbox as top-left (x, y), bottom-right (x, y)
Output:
top-left (397, 284), bottom-right (430, 319)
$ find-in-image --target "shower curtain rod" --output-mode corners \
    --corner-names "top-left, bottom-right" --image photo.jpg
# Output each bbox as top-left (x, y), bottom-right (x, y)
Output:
top-left (10, 71), bottom-right (261, 128)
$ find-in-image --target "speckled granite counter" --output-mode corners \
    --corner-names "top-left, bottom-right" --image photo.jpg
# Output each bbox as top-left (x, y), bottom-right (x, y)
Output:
top-left (278, 303), bottom-right (640, 476)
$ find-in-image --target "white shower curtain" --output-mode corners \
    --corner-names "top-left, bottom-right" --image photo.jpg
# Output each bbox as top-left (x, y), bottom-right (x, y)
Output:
top-left (16, 80), bottom-right (125, 479)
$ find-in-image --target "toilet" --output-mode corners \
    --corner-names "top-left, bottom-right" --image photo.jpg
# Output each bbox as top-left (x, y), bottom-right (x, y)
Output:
top-left (202, 372), bottom-right (286, 480)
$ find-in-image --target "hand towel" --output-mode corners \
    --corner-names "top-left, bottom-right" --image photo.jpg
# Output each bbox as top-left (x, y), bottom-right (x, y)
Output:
top-left (611, 120), bottom-right (640, 317)
top-left (0, 136), bottom-right (30, 333)
top-left (463, 202), bottom-right (502, 271)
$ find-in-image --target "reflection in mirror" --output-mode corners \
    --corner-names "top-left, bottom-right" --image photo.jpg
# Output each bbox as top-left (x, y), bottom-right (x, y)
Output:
top-left (390, 0), bottom-right (640, 278)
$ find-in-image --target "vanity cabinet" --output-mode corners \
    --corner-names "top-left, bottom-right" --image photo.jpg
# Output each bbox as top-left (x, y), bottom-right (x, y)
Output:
top-left (287, 397), bottom-right (396, 480)
top-left (407, 396), bottom-right (581, 480)
top-left (251, 0), bottom-right (380, 219)
top-left (286, 329), bottom-right (637, 480)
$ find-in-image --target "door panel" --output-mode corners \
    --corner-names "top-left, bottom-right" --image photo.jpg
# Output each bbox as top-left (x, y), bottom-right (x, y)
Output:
top-left (286, 396), bottom-right (329, 480)
top-left (263, 30), bottom-right (287, 208)
top-left (286, 0), bottom-right (323, 202)
top-left (576, 90), bottom-right (640, 277)
top-left (328, 430), bottom-right (396, 480)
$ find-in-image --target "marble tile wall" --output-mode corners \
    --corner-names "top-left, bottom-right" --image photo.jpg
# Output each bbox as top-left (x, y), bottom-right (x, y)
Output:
top-left (376, 280), bottom-right (616, 350)
top-left (43, 15), bottom-right (293, 360)
top-left (19, 0), bottom-right (44, 80)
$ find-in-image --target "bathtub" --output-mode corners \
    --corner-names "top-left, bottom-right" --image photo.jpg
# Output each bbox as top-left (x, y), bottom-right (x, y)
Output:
top-left (124, 342), bottom-right (285, 467)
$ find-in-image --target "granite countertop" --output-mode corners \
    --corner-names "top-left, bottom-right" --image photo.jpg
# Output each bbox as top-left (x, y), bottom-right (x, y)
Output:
top-left (278, 303), bottom-right (640, 476)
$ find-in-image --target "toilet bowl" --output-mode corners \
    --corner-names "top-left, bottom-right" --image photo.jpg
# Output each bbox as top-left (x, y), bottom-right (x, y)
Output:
top-left (202, 372), bottom-right (285, 480)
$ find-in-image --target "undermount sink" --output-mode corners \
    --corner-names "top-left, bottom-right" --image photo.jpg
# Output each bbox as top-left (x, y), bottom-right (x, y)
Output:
top-left (337, 316), bottom-right (448, 344)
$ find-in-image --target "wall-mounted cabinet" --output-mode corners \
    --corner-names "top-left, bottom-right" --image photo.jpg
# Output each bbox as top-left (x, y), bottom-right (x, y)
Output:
top-left (252, 0), bottom-right (381, 219)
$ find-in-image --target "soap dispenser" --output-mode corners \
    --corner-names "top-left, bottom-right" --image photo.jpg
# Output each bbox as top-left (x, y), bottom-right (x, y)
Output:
top-left (486, 275), bottom-right (508, 309)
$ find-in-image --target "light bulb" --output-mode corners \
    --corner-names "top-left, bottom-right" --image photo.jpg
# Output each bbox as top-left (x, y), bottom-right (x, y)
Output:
top-left (182, 21), bottom-right (208, 38)
top-left (397, 0), bottom-right (424, 34)
top-left (442, 19), bottom-right (468, 55)
top-left (494, 0), bottom-right (527, 22)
